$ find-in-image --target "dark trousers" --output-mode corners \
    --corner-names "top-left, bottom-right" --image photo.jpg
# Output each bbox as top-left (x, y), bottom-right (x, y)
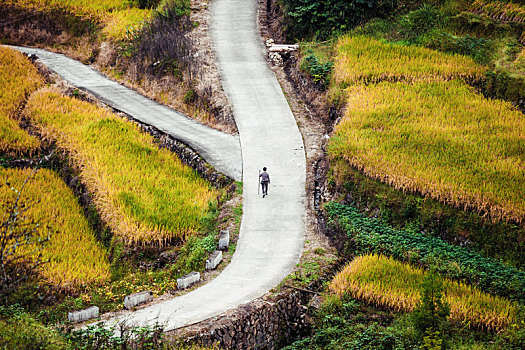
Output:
top-left (261, 181), bottom-right (269, 195)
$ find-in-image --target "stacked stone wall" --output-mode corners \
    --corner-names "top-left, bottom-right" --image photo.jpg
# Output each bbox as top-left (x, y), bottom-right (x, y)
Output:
top-left (169, 289), bottom-right (311, 349)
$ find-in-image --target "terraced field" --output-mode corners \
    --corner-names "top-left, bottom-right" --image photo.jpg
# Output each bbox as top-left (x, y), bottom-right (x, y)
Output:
top-left (0, 167), bottom-right (109, 289)
top-left (5, 0), bottom-right (153, 40)
top-left (329, 79), bottom-right (525, 223)
top-left (330, 254), bottom-right (518, 331)
top-left (0, 47), bottom-right (42, 156)
top-left (26, 86), bottom-right (217, 246)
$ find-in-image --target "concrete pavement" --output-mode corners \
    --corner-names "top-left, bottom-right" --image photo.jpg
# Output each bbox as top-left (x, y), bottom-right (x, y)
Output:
top-left (101, 0), bottom-right (306, 331)
top-left (10, 45), bottom-right (242, 181)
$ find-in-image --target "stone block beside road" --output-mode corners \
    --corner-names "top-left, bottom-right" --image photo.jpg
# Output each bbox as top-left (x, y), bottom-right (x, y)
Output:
top-left (68, 306), bottom-right (99, 323)
top-left (218, 230), bottom-right (230, 250)
top-left (177, 271), bottom-right (200, 289)
top-left (206, 250), bottom-right (223, 270)
top-left (124, 291), bottom-right (153, 310)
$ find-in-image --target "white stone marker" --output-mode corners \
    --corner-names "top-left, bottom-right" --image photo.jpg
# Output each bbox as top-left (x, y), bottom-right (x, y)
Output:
top-left (177, 271), bottom-right (200, 289)
top-left (68, 306), bottom-right (99, 323)
top-left (206, 250), bottom-right (223, 270)
top-left (218, 230), bottom-right (230, 250)
top-left (123, 291), bottom-right (153, 310)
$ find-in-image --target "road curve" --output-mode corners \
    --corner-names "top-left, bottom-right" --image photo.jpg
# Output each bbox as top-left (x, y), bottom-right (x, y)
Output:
top-left (101, 0), bottom-right (306, 331)
top-left (10, 45), bottom-right (242, 181)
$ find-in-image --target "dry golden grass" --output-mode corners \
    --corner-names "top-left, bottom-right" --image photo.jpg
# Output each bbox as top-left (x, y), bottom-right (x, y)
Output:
top-left (330, 254), bottom-right (519, 331)
top-left (470, 0), bottom-right (525, 23)
top-left (0, 168), bottom-right (109, 289)
top-left (333, 35), bottom-right (487, 85)
top-left (0, 47), bottom-right (43, 156)
top-left (25, 86), bottom-right (216, 246)
top-left (328, 80), bottom-right (525, 223)
top-left (6, 0), bottom-right (152, 40)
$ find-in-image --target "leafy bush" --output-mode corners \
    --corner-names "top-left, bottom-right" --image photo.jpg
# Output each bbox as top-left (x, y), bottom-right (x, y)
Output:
top-left (66, 321), bottom-right (165, 350)
top-left (325, 202), bottom-right (525, 303)
top-left (299, 51), bottom-right (334, 90)
top-left (283, 0), bottom-right (399, 39)
top-left (411, 270), bottom-right (450, 346)
top-left (397, 4), bottom-right (446, 41)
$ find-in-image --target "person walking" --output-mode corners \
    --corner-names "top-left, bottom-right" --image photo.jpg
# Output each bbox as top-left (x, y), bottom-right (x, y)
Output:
top-left (259, 167), bottom-right (270, 198)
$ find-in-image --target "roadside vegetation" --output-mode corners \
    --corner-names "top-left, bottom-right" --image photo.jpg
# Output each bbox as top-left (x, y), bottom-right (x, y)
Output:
top-left (0, 47), bottom-right (43, 156)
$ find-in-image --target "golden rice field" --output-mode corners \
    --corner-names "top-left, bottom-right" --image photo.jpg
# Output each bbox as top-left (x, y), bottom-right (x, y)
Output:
top-left (328, 80), bottom-right (525, 223)
top-left (6, 0), bottom-right (152, 40)
top-left (25, 86), bottom-right (216, 246)
top-left (330, 254), bottom-right (518, 331)
top-left (0, 167), bottom-right (109, 289)
top-left (333, 35), bottom-right (487, 85)
top-left (0, 47), bottom-right (42, 156)
top-left (470, 0), bottom-right (525, 23)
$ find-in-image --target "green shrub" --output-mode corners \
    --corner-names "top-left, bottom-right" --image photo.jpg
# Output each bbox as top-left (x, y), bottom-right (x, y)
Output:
top-left (66, 321), bottom-right (165, 349)
top-left (299, 51), bottom-right (333, 90)
top-left (411, 270), bottom-right (450, 346)
top-left (0, 305), bottom-right (66, 350)
top-left (283, 0), bottom-right (399, 39)
top-left (325, 202), bottom-right (525, 303)
top-left (398, 4), bottom-right (446, 41)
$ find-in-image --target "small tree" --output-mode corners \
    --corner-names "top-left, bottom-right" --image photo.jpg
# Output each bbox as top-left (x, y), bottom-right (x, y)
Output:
top-left (411, 269), bottom-right (450, 349)
top-left (0, 168), bottom-right (49, 297)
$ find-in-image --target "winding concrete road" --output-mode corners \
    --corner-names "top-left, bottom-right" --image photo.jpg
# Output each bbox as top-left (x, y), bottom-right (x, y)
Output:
top-left (15, 0), bottom-right (306, 331)
top-left (102, 0), bottom-right (305, 331)
top-left (10, 45), bottom-right (242, 181)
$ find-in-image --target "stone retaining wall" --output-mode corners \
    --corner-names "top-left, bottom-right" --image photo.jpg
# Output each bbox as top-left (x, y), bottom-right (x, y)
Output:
top-left (168, 289), bottom-right (311, 349)
top-left (129, 119), bottom-right (234, 188)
